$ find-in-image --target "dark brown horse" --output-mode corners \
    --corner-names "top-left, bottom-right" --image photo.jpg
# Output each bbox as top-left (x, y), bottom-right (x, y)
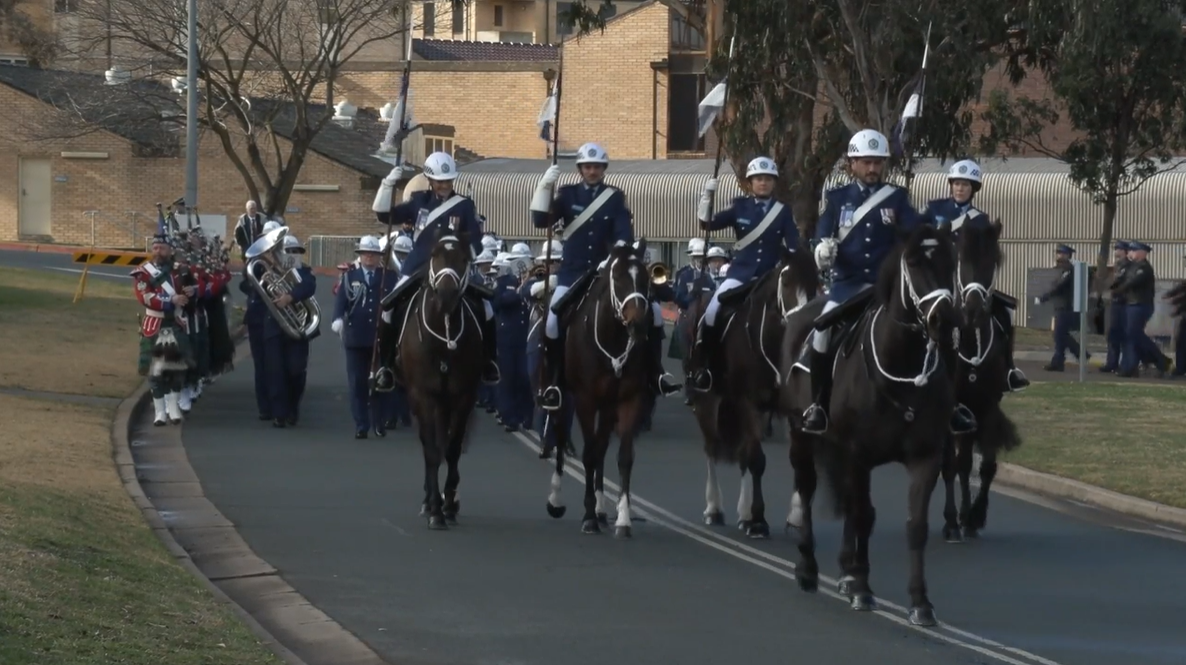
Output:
top-left (378, 227), bottom-right (484, 530)
top-left (688, 247), bottom-right (819, 538)
top-left (544, 240), bottom-right (653, 537)
top-left (939, 219), bottom-right (1023, 542)
top-left (779, 223), bottom-right (959, 627)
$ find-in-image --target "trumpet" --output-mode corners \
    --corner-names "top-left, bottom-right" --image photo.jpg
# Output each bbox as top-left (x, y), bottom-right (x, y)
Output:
top-left (649, 261), bottom-right (670, 286)
top-left (244, 227), bottom-right (322, 340)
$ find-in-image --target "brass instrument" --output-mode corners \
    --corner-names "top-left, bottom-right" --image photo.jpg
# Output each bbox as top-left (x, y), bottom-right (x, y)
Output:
top-left (530, 264), bottom-right (547, 280)
top-left (649, 261), bottom-right (670, 286)
top-left (244, 227), bottom-right (322, 340)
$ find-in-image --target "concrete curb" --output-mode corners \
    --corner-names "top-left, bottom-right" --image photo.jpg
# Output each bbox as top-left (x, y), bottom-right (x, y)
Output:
top-left (993, 461), bottom-right (1186, 530)
top-left (112, 354), bottom-right (391, 665)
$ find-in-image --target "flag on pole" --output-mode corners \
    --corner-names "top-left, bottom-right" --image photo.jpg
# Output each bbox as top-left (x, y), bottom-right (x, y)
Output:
top-left (380, 73), bottom-right (412, 154)
top-left (537, 78), bottom-right (558, 142)
top-left (892, 23), bottom-right (931, 158)
top-left (697, 79), bottom-right (728, 138)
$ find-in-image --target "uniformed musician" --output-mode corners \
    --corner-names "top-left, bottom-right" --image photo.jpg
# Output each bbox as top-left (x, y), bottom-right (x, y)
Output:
top-left (705, 246), bottom-right (729, 285)
top-left (332, 236), bottom-right (397, 438)
top-left (1115, 241), bottom-right (1167, 377)
top-left (686, 157), bottom-right (800, 393)
top-left (264, 233), bottom-right (319, 428)
top-left (133, 234), bottom-right (193, 426)
top-left (639, 245), bottom-right (678, 431)
top-left (1035, 244), bottom-right (1084, 371)
top-left (492, 248), bottom-right (532, 432)
top-left (372, 152), bottom-right (499, 386)
top-left (808, 129), bottom-right (976, 436)
top-left (1101, 240), bottom-right (1131, 373)
top-left (672, 238), bottom-right (706, 313)
top-left (474, 249), bottom-right (499, 413)
top-left (923, 159), bottom-right (1030, 392)
top-left (241, 221), bottom-right (283, 421)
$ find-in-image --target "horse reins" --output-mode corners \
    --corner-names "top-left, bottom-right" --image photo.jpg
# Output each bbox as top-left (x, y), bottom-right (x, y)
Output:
top-left (954, 256), bottom-right (997, 368)
top-left (417, 235), bottom-right (474, 351)
top-left (593, 256), bottom-right (649, 377)
top-left (867, 246), bottom-right (953, 387)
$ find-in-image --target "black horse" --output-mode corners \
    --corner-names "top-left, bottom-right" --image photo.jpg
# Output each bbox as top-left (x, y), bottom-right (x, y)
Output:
top-left (939, 219), bottom-right (1023, 542)
top-left (780, 223), bottom-right (959, 627)
top-left (688, 247), bottom-right (819, 538)
top-left (377, 228), bottom-right (485, 529)
top-left (544, 240), bottom-right (654, 537)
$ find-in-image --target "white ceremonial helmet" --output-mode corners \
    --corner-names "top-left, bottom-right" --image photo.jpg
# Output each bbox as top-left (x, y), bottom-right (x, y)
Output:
top-left (262, 220), bottom-right (283, 234)
top-left (423, 151), bottom-right (458, 181)
top-left (706, 246), bottom-right (729, 260)
top-left (475, 249), bottom-right (495, 264)
top-left (392, 235), bottom-right (413, 254)
top-left (687, 237), bottom-right (706, 256)
top-left (536, 239), bottom-right (564, 261)
top-left (510, 242), bottom-right (533, 258)
top-left (746, 156), bottom-right (779, 179)
top-left (947, 159), bottom-right (983, 185)
top-left (847, 129), bottom-right (890, 158)
top-left (356, 235), bottom-right (383, 254)
top-left (492, 251), bottom-right (510, 269)
top-left (282, 234), bottom-right (306, 253)
top-left (575, 142), bottom-right (609, 165)
top-left (481, 234), bottom-right (501, 252)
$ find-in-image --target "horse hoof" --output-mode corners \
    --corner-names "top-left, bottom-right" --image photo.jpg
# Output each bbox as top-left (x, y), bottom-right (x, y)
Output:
top-left (546, 502), bottom-right (566, 519)
top-left (427, 515), bottom-right (448, 530)
top-left (581, 519), bottom-right (601, 534)
top-left (962, 525), bottom-right (980, 539)
top-left (850, 593), bottom-right (876, 611)
top-left (943, 527), bottom-right (964, 544)
top-left (745, 522), bottom-right (770, 539)
top-left (837, 576), bottom-right (854, 596)
top-left (614, 525), bottom-right (632, 539)
top-left (704, 511), bottom-right (725, 526)
top-left (419, 503), bottom-right (428, 516)
top-left (596, 512), bottom-right (609, 526)
top-left (444, 514), bottom-right (458, 525)
top-left (908, 606), bottom-right (937, 627)
top-left (795, 573), bottom-right (818, 593)
top-left (737, 519), bottom-right (750, 531)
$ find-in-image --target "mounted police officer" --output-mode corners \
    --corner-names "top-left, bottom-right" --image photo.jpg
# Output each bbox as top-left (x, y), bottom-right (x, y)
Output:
top-left (372, 151), bottom-right (499, 387)
top-left (264, 233), bottom-right (319, 428)
top-left (924, 159), bottom-right (1030, 392)
top-left (332, 235), bottom-right (396, 439)
top-left (1035, 244), bottom-right (1085, 371)
top-left (1101, 240), bottom-right (1131, 373)
top-left (686, 156), bottom-right (800, 393)
top-left (1115, 241), bottom-right (1167, 377)
top-left (528, 142), bottom-right (639, 411)
top-left (522, 240), bottom-right (572, 452)
top-left (806, 129), bottom-right (976, 436)
top-left (492, 247), bottom-right (532, 432)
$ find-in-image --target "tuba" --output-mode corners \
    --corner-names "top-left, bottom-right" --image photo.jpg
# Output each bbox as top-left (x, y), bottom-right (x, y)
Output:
top-left (244, 227), bottom-right (322, 340)
top-left (649, 261), bottom-right (670, 286)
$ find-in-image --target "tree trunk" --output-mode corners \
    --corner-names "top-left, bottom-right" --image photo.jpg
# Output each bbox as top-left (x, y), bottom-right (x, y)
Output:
top-left (1094, 188), bottom-right (1118, 277)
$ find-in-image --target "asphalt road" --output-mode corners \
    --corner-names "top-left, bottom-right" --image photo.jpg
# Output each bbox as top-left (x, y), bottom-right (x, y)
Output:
top-left (158, 288), bottom-right (1186, 665)
top-left (0, 247), bottom-right (132, 281)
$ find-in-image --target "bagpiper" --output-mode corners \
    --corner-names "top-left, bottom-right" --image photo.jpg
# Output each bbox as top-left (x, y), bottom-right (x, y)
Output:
top-left (133, 233), bottom-right (194, 426)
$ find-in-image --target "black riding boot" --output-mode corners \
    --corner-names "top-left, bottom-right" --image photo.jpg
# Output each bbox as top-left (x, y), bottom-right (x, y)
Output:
top-left (480, 312), bottom-right (500, 384)
top-left (993, 305), bottom-right (1030, 392)
top-left (374, 303), bottom-right (406, 392)
top-left (689, 321), bottom-right (718, 392)
top-left (802, 349), bottom-right (833, 434)
top-left (648, 325), bottom-right (682, 396)
top-left (540, 337), bottom-right (565, 411)
top-left (951, 403), bottom-right (977, 434)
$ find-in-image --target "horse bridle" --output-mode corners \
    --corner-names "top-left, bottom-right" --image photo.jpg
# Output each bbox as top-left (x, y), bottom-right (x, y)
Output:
top-left (868, 240), bottom-right (953, 387)
top-left (593, 255), bottom-right (649, 376)
top-left (954, 255), bottom-right (996, 368)
top-left (418, 235), bottom-right (474, 351)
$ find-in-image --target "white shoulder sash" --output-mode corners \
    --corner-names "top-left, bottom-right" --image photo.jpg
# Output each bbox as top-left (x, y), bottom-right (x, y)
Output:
top-left (561, 187), bottom-right (616, 240)
top-left (838, 186), bottom-right (897, 242)
top-left (732, 202), bottom-right (785, 252)
top-left (948, 207), bottom-right (983, 233)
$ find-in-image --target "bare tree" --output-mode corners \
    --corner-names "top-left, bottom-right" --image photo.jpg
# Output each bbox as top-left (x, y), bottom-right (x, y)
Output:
top-left (0, 0), bottom-right (58, 65)
top-left (39, 0), bottom-right (409, 215)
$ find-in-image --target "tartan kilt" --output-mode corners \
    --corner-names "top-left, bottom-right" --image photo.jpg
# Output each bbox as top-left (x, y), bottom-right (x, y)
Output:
top-left (667, 310), bottom-right (692, 360)
top-left (138, 325), bottom-right (194, 377)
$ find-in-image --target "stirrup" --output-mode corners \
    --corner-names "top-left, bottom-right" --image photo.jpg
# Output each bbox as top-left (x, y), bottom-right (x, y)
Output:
top-left (372, 367), bottom-right (396, 393)
top-left (540, 385), bottom-right (562, 411)
top-left (802, 404), bottom-right (828, 434)
top-left (951, 404), bottom-right (977, 435)
top-left (1006, 367), bottom-right (1029, 393)
top-left (657, 372), bottom-right (682, 396)
top-left (691, 369), bottom-right (713, 393)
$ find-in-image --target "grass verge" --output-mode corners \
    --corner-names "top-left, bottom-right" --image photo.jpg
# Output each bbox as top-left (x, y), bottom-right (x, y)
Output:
top-left (1002, 381), bottom-right (1186, 509)
top-left (0, 267), bottom-right (280, 664)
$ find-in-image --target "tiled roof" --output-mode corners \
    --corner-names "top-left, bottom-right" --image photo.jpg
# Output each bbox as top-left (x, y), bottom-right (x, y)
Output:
top-left (0, 65), bottom-right (396, 177)
top-left (412, 38), bottom-right (559, 62)
top-left (460, 157), bottom-right (1122, 176)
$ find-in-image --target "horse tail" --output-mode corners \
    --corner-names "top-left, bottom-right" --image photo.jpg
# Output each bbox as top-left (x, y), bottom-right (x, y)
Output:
top-left (978, 403), bottom-right (1023, 453)
top-left (812, 438), bottom-right (849, 519)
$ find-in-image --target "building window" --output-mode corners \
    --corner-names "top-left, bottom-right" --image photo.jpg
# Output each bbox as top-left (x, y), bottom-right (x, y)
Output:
top-left (556, 2), bottom-right (573, 36)
top-left (670, 12), bottom-right (705, 51)
top-left (315, 0), bottom-right (340, 25)
top-left (452, 2), bottom-right (464, 34)
top-left (493, 4), bottom-right (504, 28)
top-left (0, 56), bottom-right (29, 66)
top-left (423, 2), bottom-right (435, 36)
top-left (425, 136), bottom-right (454, 157)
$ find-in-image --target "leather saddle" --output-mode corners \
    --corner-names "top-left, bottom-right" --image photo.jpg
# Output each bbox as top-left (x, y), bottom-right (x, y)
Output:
top-left (790, 288), bottom-right (877, 373)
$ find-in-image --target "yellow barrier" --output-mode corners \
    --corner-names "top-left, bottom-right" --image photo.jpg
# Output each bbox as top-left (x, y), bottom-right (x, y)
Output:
top-left (71, 250), bottom-right (148, 303)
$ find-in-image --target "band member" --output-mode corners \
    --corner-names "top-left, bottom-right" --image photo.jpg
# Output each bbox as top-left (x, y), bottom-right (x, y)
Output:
top-left (521, 240), bottom-right (571, 452)
top-left (233, 200), bottom-right (266, 260)
top-left (639, 245), bottom-right (677, 431)
top-left (474, 249), bottom-right (498, 412)
top-left (332, 236), bottom-right (397, 438)
top-left (264, 233), bottom-right (319, 428)
top-left (1115, 241), bottom-right (1167, 377)
top-left (372, 151), bottom-right (499, 386)
top-left (240, 219), bottom-right (284, 421)
top-left (133, 234), bottom-right (193, 426)
top-left (492, 248), bottom-right (532, 432)
top-left (1101, 240), bottom-right (1131, 373)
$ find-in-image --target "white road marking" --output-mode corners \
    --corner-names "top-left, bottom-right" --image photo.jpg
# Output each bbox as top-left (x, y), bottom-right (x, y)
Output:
top-left (45, 266), bottom-right (125, 280)
top-left (512, 429), bottom-right (1063, 665)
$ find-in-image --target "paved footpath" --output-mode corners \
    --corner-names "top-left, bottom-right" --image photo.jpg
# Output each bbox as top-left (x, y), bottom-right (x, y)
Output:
top-left (176, 292), bottom-right (1186, 665)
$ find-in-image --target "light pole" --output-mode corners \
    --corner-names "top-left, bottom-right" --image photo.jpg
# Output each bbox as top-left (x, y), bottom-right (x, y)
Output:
top-left (184, 0), bottom-right (199, 211)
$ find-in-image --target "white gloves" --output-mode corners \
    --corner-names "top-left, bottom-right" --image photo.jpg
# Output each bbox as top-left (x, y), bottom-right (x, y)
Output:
top-left (529, 275), bottom-right (557, 298)
top-left (704, 177), bottom-right (718, 192)
top-left (373, 166), bottom-right (407, 213)
top-left (382, 165), bottom-right (412, 187)
top-left (597, 257), bottom-right (610, 271)
top-left (814, 238), bottom-right (837, 270)
top-left (548, 274), bottom-right (558, 289)
top-left (541, 164), bottom-right (561, 187)
top-left (531, 165), bottom-right (561, 214)
top-left (331, 319), bottom-right (343, 335)
top-left (1033, 297), bottom-right (1041, 305)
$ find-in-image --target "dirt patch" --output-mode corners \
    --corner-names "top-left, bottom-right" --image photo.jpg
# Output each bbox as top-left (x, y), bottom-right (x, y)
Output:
top-left (1002, 382), bottom-right (1186, 508)
top-left (0, 268), bottom-right (142, 398)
